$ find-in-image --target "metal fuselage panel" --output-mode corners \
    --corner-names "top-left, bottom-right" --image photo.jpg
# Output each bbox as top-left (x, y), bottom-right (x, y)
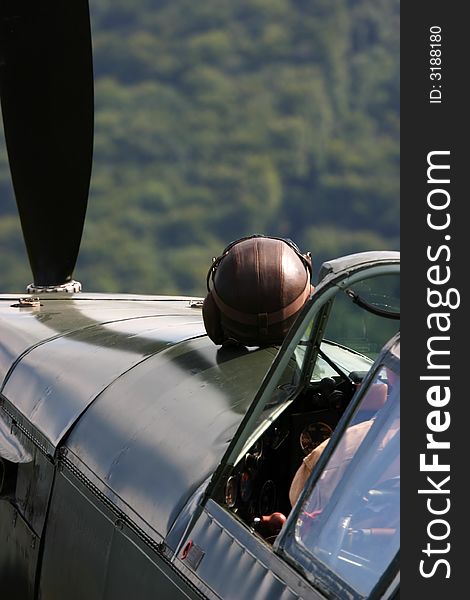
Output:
top-left (175, 500), bottom-right (327, 600)
top-left (64, 336), bottom-right (277, 538)
top-left (0, 295), bottom-right (207, 453)
top-left (0, 294), bottom-right (204, 384)
top-left (39, 465), bottom-right (203, 600)
top-left (0, 296), bottom-right (277, 539)
top-left (0, 295), bottom-right (208, 597)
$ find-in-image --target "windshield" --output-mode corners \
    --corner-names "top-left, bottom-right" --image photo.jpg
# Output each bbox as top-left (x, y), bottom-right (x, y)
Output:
top-left (295, 340), bottom-right (372, 382)
top-left (323, 274), bottom-right (400, 361)
top-left (290, 365), bottom-right (400, 597)
top-left (249, 341), bottom-right (373, 434)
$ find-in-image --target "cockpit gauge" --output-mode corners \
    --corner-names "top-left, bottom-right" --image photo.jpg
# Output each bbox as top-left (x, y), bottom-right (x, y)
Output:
top-left (252, 438), bottom-right (263, 456)
top-left (240, 470), bottom-right (255, 503)
top-left (245, 438), bottom-right (263, 469)
top-left (300, 421), bottom-right (333, 455)
top-left (224, 476), bottom-right (238, 508)
top-left (258, 480), bottom-right (277, 516)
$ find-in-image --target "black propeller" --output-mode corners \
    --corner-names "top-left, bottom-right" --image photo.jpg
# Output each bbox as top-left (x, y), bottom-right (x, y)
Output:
top-left (0, 1), bottom-right (94, 288)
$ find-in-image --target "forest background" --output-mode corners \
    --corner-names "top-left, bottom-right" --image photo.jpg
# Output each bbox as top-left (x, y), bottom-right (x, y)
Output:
top-left (0, 0), bottom-right (399, 296)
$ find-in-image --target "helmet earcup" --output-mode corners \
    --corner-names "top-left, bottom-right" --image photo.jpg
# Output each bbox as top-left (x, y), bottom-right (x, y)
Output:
top-left (202, 291), bottom-right (226, 345)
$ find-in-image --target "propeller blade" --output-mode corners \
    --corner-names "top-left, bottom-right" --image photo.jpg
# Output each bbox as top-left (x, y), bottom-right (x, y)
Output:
top-left (0, 1), bottom-right (94, 287)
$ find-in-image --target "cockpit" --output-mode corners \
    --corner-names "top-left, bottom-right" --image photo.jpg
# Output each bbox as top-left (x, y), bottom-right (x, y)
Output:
top-left (208, 266), bottom-right (400, 598)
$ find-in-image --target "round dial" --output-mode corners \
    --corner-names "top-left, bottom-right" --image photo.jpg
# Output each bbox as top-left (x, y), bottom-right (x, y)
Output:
top-left (258, 480), bottom-right (277, 515)
top-left (224, 475), bottom-right (238, 508)
top-left (300, 421), bottom-right (333, 455)
top-left (252, 438), bottom-right (263, 456)
top-left (240, 470), bottom-right (254, 502)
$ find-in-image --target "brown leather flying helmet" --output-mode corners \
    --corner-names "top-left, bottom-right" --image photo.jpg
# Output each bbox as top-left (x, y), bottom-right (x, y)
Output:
top-left (203, 235), bottom-right (313, 346)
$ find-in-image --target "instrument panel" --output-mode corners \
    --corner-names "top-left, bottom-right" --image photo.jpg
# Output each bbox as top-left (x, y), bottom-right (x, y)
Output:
top-left (223, 406), bottom-right (341, 528)
top-left (220, 375), bottom-right (359, 541)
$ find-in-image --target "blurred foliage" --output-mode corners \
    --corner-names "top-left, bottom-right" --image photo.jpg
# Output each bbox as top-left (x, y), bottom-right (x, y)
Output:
top-left (0, 0), bottom-right (399, 295)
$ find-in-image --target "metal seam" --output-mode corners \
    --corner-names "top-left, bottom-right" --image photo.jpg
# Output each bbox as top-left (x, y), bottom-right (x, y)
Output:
top-left (0, 398), bottom-right (50, 457)
top-left (60, 457), bottom-right (209, 600)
